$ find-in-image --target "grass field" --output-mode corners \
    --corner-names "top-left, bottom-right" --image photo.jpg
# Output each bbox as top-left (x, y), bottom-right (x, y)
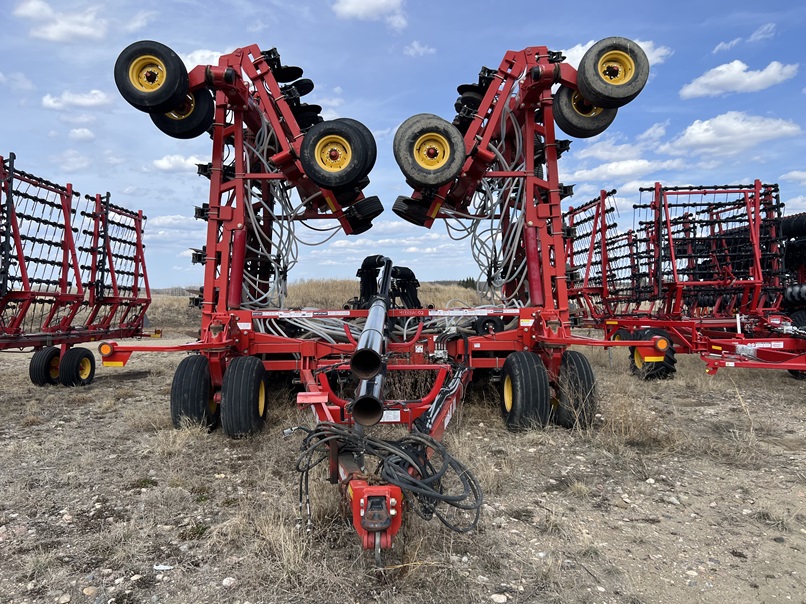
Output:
top-left (1, 287), bottom-right (805, 603)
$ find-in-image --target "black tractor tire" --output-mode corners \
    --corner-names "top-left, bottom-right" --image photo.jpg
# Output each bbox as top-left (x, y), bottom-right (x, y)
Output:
top-left (577, 37), bottom-right (650, 109)
top-left (554, 85), bottom-right (617, 139)
top-left (29, 346), bottom-right (60, 386)
top-left (393, 113), bottom-right (466, 188)
top-left (335, 118), bottom-right (377, 176)
top-left (114, 40), bottom-right (189, 114)
top-left (220, 356), bottom-right (269, 438)
top-left (629, 328), bottom-right (677, 380)
top-left (499, 351), bottom-right (552, 430)
top-left (58, 347), bottom-right (96, 387)
top-left (170, 355), bottom-right (219, 429)
top-left (554, 350), bottom-right (598, 429)
top-left (150, 88), bottom-right (215, 139)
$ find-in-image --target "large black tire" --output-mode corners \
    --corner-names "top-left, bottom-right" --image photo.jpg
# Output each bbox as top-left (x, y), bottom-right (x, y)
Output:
top-left (29, 347), bottom-right (60, 386)
top-left (300, 120), bottom-right (371, 189)
top-left (577, 37), bottom-right (650, 109)
top-left (336, 118), bottom-right (377, 176)
top-left (629, 328), bottom-right (677, 380)
top-left (553, 86), bottom-right (617, 139)
top-left (150, 89), bottom-right (215, 139)
top-left (554, 350), bottom-right (597, 429)
top-left (788, 311), bottom-right (806, 379)
top-left (220, 356), bottom-right (269, 438)
top-left (170, 355), bottom-right (219, 429)
top-left (114, 40), bottom-right (189, 114)
top-left (393, 113), bottom-right (466, 188)
top-left (499, 351), bottom-right (551, 431)
top-left (58, 347), bottom-right (96, 387)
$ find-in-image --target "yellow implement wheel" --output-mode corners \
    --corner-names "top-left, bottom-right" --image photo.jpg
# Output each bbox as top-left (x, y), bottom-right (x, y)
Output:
top-left (503, 375), bottom-right (514, 413)
top-left (170, 355), bottom-right (219, 430)
top-left (220, 356), bottom-right (269, 438)
top-left (315, 134), bottom-right (352, 173)
top-left (413, 132), bottom-right (451, 170)
top-left (114, 40), bottom-right (189, 113)
top-left (165, 93), bottom-right (195, 120)
top-left (596, 50), bottom-right (636, 87)
top-left (59, 347), bottom-right (96, 387)
top-left (553, 85), bottom-right (617, 139)
top-left (569, 90), bottom-right (604, 118)
top-left (577, 37), bottom-right (650, 109)
top-left (151, 89), bottom-right (215, 139)
top-left (128, 54), bottom-right (168, 94)
top-left (499, 351), bottom-right (551, 430)
top-left (29, 346), bottom-right (61, 386)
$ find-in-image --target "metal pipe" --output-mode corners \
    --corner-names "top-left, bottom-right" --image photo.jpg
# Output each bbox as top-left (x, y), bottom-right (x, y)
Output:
top-left (350, 256), bottom-right (392, 380)
top-left (351, 372), bottom-right (385, 426)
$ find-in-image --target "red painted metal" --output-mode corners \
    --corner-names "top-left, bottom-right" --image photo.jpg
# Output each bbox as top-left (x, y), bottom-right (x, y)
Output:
top-left (0, 153), bottom-right (151, 353)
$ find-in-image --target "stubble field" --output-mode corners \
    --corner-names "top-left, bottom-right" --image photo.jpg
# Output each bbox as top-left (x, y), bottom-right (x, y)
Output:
top-left (1, 286), bottom-right (805, 604)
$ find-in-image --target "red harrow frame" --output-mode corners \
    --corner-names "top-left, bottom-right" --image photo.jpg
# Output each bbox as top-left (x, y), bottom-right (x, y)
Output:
top-left (102, 37), bottom-right (657, 561)
top-left (564, 183), bottom-right (806, 377)
top-left (1, 153), bottom-right (151, 386)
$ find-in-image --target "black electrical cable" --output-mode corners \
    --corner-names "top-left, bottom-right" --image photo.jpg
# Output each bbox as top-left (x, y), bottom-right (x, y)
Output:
top-left (293, 421), bottom-right (483, 533)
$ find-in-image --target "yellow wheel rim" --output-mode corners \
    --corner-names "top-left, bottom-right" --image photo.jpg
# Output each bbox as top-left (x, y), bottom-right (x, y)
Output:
top-left (314, 135), bottom-right (352, 173)
top-left (257, 381), bottom-right (266, 417)
top-left (78, 357), bottom-right (92, 380)
top-left (597, 50), bottom-right (636, 86)
top-left (207, 393), bottom-right (217, 416)
top-left (128, 55), bottom-right (168, 93)
top-left (633, 348), bottom-right (644, 369)
top-left (166, 93), bottom-right (194, 121)
top-left (413, 132), bottom-right (450, 170)
top-left (571, 91), bottom-right (604, 118)
top-left (503, 375), bottom-right (513, 413)
top-left (613, 333), bottom-right (623, 341)
top-left (48, 357), bottom-right (60, 380)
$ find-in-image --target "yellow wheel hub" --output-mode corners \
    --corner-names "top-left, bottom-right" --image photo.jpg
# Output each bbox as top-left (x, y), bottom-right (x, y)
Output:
top-left (128, 55), bottom-right (168, 93)
top-left (413, 132), bottom-right (450, 170)
top-left (78, 357), bottom-right (92, 380)
top-left (314, 135), bottom-right (352, 173)
top-left (257, 381), bottom-right (266, 417)
top-left (48, 357), bottom-right (60, 380)
top-left (571, 91), bottom-right (604, 118)
top-left (597, 50), bottom-right (635, 86)
top-left (503, 375), bottom-right (513, 413)
top-left (166, 93), bottom-right (195, 121)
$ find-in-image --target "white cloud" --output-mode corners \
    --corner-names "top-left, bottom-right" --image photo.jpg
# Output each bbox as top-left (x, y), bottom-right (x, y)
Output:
top-left (0, 71), bottom-right (34, 92)
top-left (568, 159), bottom-right (687, 182)
top-left (13, 0), bottom-right (107, 42)
top-left (123, 10), bottom-right (157, 33)
top-left (562, 39), bottom-right (671, 69)
top-left (785, 196), bottom-right (806, 213)
top-left (679, 60), bottom-right (798, 99)
top-left (152, 155), bottom-right (206, 172)
top-left (42, 89), bottom-right (112, 110)
top-left (636, 122), bottom-right (668, 142)
top-left (403, 41), bottom-right (436, 57)
top-left (576, 137), bottom-right (642, 161)
top-left (749, 23), bottom-right (776, 42)
top-left (103, 151), bottom-right (125, 165)
top-left (149, 215), bottom-right (197, 227)
top-left (780, 171), bottom-right (806, 185)
top-left (332, 0), bottom-right (407, 30)
top-left (713, 38), bottom-right (741, 53)
top-left (659, 111), bottom-right (801, 157)
top-left (68, 128), bottom-right (95, 141)
top-left (59, 113), bottom-right (96, 125)
top-left (181, 49), bottom-right (226, 70)
top-left (50, 149), bottom-right (91, 172)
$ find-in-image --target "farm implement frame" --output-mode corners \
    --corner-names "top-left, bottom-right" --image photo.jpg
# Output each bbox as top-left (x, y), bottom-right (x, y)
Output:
top-left (564, 183), bottom-right (806, 377)
top-left (102, 36), bottom-right (657, 561)
top-left (0, 153), bottom-right (151, 386)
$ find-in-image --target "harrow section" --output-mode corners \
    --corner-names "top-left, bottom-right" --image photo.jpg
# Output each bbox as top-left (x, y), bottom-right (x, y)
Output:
top-left (102, 37), bottom-right (655, 562)
top-left (565, 183), bottom-right (806, 377)
top-left (0, 153), bottom-right (150, 386)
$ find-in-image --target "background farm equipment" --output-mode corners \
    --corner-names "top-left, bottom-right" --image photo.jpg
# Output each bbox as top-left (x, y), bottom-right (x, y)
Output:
top-left (102, 37), bottom-right (655, 561)
top-left (0, 153), bottom-right (151, 386)
top-left (564, 183), bottom-right (806, 378)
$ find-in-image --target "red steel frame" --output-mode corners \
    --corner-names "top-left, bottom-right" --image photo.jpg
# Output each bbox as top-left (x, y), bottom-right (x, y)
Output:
top-left (565, 183), bottom-right (806, 373)
top-left (0, 153), bottom-right (151, 353)
top-left (101, 43), bottom-right (660, 554)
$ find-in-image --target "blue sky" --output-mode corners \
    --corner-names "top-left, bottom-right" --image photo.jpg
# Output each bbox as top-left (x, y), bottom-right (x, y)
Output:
top-left (2, 0), bottom-right (805, 288)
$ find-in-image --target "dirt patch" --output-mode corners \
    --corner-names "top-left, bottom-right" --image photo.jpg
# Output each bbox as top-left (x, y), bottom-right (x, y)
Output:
top-left (1, 331), bottom-right (806, 603)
